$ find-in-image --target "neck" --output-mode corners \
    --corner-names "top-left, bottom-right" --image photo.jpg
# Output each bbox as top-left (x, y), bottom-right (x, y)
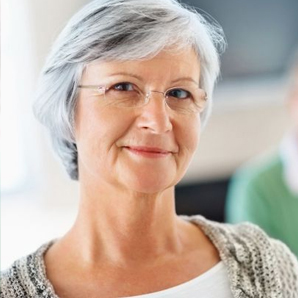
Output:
top-left (63, 179), bottom-right (187, 268)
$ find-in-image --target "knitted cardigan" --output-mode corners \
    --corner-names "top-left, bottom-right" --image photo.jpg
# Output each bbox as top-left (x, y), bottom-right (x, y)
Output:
top-left (1, 215), bottom-right (298, 298)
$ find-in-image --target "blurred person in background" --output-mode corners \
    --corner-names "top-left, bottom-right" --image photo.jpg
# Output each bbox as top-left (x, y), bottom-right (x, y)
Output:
top-left (226, 50), bottom-right (298, 257)
top-left (1, 0), bottom-right (298, 297)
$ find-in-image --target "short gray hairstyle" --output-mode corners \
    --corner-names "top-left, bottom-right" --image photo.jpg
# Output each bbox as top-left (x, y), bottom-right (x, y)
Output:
top-left (33, 0), bottom-right (226, 180)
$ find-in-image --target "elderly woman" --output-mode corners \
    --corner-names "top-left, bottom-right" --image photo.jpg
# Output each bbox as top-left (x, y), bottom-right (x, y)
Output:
top-left (1, 0), bottom-right (298, 297)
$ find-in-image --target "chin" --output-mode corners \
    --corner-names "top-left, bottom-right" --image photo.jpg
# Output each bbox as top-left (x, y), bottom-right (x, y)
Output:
top-left (122, 174), bottom-right (176, 195)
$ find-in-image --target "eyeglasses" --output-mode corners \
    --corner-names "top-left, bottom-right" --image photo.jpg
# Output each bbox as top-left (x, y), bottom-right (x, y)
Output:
top-left (78, 81), bottom-right (208, 114)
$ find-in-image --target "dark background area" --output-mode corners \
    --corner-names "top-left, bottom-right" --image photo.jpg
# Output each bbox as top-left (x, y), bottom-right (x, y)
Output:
top-left (175, 179), bottom-right (229, 222)
top-left (183, 0), bottom-right (298, 81)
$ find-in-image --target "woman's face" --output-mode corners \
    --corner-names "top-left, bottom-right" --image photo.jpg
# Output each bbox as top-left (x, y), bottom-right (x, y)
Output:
top-left (75, 48), bottom-right (202, 194)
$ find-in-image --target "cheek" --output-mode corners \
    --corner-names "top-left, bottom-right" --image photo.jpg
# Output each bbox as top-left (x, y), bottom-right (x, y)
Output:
top-left (75, 99), bottom-right (122, 144)
top-left (176, 116), bottom-right (200, 160)
top-left (184, 116), bottom-right (200, 147)
top-left (75, 103), bottom-right (134, 168)
top-left (168, 117), bottom-right (200, 185)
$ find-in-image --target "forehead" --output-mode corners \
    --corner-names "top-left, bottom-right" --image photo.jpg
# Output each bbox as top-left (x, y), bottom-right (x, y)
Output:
top-left (82, 47), bottom-right (201, 84)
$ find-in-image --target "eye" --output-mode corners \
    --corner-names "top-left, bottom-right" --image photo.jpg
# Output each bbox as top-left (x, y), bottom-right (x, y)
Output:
top-left (111, 82), bottom-right (135, 92)
top-left (167, 88), bottom-right (192, 100)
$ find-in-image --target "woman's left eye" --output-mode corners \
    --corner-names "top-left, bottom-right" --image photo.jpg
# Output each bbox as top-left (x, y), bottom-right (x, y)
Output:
top-left (167, 88), bottom-right (191, 99)
top-left (112, 82), bottom-right (135, 91)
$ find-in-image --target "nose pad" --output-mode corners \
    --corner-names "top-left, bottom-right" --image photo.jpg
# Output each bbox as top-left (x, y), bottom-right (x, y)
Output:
top-left (138, 90), bottom-right (172, 133)
top-left (145, 90), bottom-right (167, 108)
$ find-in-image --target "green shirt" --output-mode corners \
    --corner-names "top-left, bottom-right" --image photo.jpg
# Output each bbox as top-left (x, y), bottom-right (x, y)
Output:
top-left (226, 153), bottom-right (298, 257)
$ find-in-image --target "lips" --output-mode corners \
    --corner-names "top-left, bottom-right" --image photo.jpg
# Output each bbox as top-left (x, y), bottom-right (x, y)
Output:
top-left (122, 146), bottom-right (173, 158)
top-left (123, 146), bottom-right (171, 154)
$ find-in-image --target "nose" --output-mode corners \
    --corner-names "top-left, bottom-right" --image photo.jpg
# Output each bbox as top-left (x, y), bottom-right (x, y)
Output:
top-left (136, 91), bottom-right (173, 134)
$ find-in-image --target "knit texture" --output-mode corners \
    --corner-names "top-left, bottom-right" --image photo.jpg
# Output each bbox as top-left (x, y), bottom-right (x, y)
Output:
top-left (1, 215), bottom-right (298, 298)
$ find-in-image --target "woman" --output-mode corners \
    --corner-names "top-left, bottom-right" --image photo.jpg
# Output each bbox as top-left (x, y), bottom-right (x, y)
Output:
top-left (1, 0), bottom-right (298, 297)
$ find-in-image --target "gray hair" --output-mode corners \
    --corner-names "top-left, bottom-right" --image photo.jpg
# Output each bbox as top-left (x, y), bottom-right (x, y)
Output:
top-left (33, 0), bottom-right (226, 180)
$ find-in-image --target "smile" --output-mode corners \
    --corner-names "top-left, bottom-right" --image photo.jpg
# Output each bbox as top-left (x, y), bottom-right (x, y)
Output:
top-left (122, 146), bottom-right (172, 158)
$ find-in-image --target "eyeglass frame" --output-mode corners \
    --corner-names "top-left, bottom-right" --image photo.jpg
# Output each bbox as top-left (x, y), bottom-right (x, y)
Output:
top-left (77, 82), bottom-right (208, 114)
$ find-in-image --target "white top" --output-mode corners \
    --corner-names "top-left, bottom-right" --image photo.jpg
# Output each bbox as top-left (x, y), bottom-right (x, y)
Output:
top-left (122, 261), bottom-right (233, 298)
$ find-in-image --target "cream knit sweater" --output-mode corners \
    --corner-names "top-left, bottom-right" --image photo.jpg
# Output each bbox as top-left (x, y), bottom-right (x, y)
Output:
top-left (1, 215), bottom-right (298, 297)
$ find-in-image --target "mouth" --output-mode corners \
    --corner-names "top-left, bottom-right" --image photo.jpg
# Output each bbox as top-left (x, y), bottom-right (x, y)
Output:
top-left (122, 146), bottom-right (172, 158)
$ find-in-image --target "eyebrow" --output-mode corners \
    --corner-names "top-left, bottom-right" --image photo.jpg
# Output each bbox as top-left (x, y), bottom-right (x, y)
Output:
top-left (107, 72), bottom-right (144, 82)
top-left (171, 77), bottom-right (199, 85)
top-left (108, 72), bottom-right (199, 85)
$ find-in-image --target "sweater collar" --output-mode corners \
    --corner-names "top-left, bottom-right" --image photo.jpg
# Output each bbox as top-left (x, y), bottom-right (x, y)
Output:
top-left (182, 215), bottom-right (283, 298)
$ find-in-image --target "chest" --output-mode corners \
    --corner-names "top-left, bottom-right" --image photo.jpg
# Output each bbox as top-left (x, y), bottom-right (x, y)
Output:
top-left (50, 254), bottom-right (221, 298)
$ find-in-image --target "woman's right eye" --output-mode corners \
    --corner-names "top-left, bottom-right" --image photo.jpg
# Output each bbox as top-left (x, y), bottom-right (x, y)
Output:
top-left (112, 82), bottom-right (135, 91)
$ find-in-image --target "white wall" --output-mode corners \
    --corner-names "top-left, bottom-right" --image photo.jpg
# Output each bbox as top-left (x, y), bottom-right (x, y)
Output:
top-left (1, 0), bottom-right (87, 270)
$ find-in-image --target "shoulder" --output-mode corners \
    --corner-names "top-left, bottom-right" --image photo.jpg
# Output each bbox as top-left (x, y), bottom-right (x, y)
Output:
top-left (269, 238), bottom-right (298, 295)
top-left (227, 222), bottom-right (298, 296)
top-left (1, 241), bottom-right (56, 298)
top-left (1, 256), bottom-right (32, 298)
top-left (201, 217), bottom-right (297, 269)
top-left (184, 215), bottom-right (298, 296)
top-left (184, 214), bottom-right (287, 256)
